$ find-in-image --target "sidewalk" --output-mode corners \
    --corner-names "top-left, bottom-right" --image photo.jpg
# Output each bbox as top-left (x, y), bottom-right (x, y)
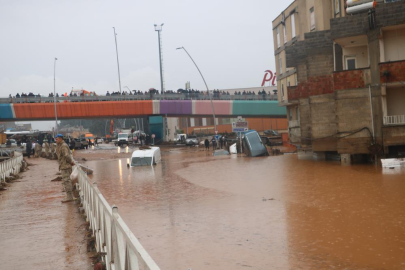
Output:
top-left (0, 158), bottom-right (92, 270)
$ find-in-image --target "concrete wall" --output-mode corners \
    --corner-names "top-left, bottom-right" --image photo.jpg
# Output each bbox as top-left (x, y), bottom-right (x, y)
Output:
top-left (383, 125), bottom-right (405, 147)
top-left (299, 98), bottom-right (312, 146)
top-left (310, 94), bottom-right (337, 151)
top-left (336, 88), bottom-right (373, 154)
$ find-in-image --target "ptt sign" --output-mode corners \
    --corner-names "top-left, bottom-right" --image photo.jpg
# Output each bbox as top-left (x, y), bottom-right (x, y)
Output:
top-left (261, 70), bottom-right (277, 87)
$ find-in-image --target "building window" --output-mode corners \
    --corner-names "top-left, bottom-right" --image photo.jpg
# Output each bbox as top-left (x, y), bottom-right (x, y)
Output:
top-left (345, 56), bottom-right (357, 70)
top-left (289, 108), bottom-right (293, 120)
top-left (276, 27), bottom-right (280, 48)
top-left (283, 25), bottom-right (287, 44)
top-left (281, 84), bottom-right (284, 97)
top-left (279, 54), bottom-right (283, 74)
top-left (335, 0), bottom-right (340, 15)
top-left (291, 13), bottom-right (296, 38)
top-left (296, 107), bottom-right (300, 121)
top-left (310, 7), bottom-right (315, 31)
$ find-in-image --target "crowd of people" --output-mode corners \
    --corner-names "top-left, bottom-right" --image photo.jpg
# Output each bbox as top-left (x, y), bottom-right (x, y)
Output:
top-left (203, 135), bottom-right (228, 151)
top-left (10, 92), bottom-right (41, 98)
top-left (6, 88), bottom-right (277, 102)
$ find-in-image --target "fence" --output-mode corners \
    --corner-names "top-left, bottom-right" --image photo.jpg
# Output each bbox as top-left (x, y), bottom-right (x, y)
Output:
top-left (383, 115), bottom-right (405, 126)
top-left (0, 93), bottom-right (278, 104)
top-left (76, 165), bottom-right (160, 270)
top-left (0, 151), bottom-right (23, 183)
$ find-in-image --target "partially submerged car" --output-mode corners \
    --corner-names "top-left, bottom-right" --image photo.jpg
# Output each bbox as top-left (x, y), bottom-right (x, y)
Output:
top-left (130, 147), bottom-right (161, 167)
top-left (185, 135), bottom-right (199, 146)
top-left (243, 130), bottom-right (269, 157)
top-left (174, 133), bottom-right (187, 143)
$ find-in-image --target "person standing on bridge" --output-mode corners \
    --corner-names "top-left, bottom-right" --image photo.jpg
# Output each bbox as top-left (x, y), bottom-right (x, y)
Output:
top-left (55, 134), bottom-right (75, 203)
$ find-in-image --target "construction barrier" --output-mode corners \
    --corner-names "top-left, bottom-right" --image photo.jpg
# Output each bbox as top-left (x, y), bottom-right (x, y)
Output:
top-left (0, 151), bottom-right (23, 183)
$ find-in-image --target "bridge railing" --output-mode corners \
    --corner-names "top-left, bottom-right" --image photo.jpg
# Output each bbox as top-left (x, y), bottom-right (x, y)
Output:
top-left (0, 93), bottom-right (278, 104)
top-left (76, 165), bottom-right (160, 270)
top-left (0, 151), bottom-right (23, 183)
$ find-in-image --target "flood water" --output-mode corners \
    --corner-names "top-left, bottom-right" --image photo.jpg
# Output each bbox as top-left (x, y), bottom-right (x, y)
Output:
top-left (85, 147), bottom-right (405, 270)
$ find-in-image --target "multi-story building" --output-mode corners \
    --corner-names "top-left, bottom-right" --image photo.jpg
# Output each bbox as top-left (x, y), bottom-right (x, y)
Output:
top-left (273, 0), bottom-right (405, 163)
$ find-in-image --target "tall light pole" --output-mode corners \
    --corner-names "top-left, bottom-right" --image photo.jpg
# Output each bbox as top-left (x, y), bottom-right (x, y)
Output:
top-left (154, 23), bottom-right (165, 94)
top-left (53, 57), bottom-right (58, 135)
top-left (113, 27), bottom-right (122, 94)
top-left (176, 46), bottom-right (217, 132)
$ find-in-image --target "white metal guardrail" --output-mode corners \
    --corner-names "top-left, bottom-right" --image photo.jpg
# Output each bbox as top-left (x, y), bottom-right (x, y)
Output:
top-left (76, 166), bottom-right (160, 270)
top-left (383, 115), bottom-right (405, 126)
top-left (0, 151), bottom-right (23, 183)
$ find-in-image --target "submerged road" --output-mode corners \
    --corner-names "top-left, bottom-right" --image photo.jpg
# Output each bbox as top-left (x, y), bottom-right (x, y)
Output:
top-left (63, 146), bottom-right (405, 269)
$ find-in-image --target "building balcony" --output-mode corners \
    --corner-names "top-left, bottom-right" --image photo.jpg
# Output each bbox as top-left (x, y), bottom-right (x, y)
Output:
top-left (384, 115), bottom-right (405, 126)
top-left (286, 86), bottom-right (298, 102)
top-left (333, 68), bottom-right (371, 90)
top-left (380, 60), bottom-right (405, 84)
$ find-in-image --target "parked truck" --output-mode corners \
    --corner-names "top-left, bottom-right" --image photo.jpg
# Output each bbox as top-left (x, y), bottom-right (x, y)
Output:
top-left (115, 132), bottom-right (129, 146)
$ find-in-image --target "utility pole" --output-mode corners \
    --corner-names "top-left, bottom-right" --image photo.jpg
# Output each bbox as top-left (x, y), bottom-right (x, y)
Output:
top-left (53, 57), bottom-right (58, 135)
top-left (113, 27), bottom-right (122, 94)
top-left (154, 24), bottom-right (165, 94)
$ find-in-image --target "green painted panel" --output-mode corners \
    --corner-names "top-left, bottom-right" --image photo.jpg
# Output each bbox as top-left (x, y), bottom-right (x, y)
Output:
top-left (149, 115), bottom-right (163, 124)
top-left (232, 101), bottom-right (286, 116)
top-left (149, 116), bottom-right (163, 142)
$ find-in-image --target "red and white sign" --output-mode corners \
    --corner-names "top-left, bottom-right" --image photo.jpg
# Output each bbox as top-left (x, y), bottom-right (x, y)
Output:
top-left (261, 70), bottom-right (277, 87)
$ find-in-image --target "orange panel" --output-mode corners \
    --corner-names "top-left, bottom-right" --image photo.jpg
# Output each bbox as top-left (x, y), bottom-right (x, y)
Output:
top-left (14, 101), bottom-right (153, 120)
top-left (245, 118), bottom-right (287, 132)
top-left (276, 118), bottom-right (288, 130)
top-left (57, 101), bottom-right (153, 118)
top-left (14, 103), bottom-right (55, 119)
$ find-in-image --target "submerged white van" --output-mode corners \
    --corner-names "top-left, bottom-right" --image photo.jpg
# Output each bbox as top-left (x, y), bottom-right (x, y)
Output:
top-left (130, 147), bottom-right (161, 167)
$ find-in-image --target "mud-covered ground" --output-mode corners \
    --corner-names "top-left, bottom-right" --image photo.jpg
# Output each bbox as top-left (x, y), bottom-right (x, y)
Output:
top-left (0, 157), bottom-right (93, 270)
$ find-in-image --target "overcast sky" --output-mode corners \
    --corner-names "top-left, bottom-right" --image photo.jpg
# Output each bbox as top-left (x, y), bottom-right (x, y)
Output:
top-left (1, 0), bottom-right (287, 129)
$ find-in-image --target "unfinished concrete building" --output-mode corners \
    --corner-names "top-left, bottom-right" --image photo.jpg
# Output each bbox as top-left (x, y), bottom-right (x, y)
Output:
top-left (273, 0), bottom-right (405, 163)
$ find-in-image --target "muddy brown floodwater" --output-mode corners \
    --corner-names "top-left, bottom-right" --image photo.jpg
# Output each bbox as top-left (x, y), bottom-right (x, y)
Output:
top-left (79, 146), bottom-right (405, 270)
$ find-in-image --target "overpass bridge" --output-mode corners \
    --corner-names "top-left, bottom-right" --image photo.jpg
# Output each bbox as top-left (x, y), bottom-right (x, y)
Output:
top-left (0, 95), bottom-right (286, 121)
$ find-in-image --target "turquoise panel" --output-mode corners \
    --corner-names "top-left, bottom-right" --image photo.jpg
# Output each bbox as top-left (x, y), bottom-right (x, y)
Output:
top-left (0, 104), bottom-right (13, 119)
top-left (149, 116), bottom-right (163, 142)
top-left (149, 115), bottom-right (163, 124)
top-left (232, 100), bottom-right (286, 116)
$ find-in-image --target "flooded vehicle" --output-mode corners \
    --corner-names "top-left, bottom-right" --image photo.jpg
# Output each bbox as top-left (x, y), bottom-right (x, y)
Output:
top-left (243, 130), bottom-right (269, 157)
top-left (185, 135), bottom-right (199, 146)
top-left (116, 132), bottom-right (129, 147)
top-left (130, 147), bottom-right (161, 167)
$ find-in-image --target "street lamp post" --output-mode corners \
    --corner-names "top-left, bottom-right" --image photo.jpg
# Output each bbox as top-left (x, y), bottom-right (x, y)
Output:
top-left (113, 27), bottom-right (122, 94)
top-left (176, 46), bottom-right (217, 133)
top-left (53, 57), bottom-right (58, 135)
top-left (154, 24), bottom-right (165, 94)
